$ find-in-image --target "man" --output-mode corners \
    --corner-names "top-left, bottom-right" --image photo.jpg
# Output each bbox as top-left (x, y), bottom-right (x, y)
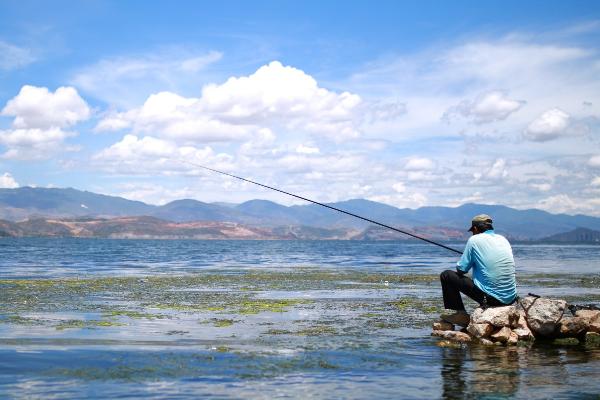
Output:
top-left (439, 214), bottom-right (517, 327)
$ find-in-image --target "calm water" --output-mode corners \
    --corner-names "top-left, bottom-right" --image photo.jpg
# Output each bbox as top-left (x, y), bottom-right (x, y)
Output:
top-left (0, 238), bottom-right (599, 399)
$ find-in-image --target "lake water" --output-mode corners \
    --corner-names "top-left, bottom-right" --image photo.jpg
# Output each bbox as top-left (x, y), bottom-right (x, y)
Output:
top-left (0, 239), bottom-right (599, 399)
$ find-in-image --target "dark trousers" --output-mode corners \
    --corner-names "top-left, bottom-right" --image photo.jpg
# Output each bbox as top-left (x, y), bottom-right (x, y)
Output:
top-left (440, 270), bottom-right (506, 311)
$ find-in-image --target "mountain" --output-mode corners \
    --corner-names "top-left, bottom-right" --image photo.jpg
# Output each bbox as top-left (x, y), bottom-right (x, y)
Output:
top-left (0, 187), bottom-right (153, 220)
top-left (1, 187), bottom-right (600, 240)
top-left (540, 227), bottom-right (600, 243)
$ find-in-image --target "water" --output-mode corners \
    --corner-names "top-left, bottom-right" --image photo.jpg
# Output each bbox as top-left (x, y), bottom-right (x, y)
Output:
top-left (0, 238), bottom-right (599, 399)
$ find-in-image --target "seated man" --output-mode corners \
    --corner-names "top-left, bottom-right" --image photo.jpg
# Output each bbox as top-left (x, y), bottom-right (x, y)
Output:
top-left (440, 214), bottom-right (517, 326)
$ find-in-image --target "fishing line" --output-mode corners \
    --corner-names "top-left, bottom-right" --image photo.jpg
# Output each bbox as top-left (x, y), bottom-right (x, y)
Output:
top-left (178, 160), bottom-right (463, 255)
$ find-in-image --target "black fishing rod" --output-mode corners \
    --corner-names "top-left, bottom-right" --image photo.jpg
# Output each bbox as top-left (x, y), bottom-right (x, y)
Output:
top-left (179, 160), bottom-right (463, 255)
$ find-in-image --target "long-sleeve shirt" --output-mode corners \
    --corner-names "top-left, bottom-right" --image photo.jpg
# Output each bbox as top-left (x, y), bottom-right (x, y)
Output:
top-left (456, 230), bottom-right (517, 304)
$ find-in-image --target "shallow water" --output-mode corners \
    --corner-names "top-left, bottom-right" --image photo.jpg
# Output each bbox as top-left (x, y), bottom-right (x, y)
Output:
top-left (0, 239), bottom-right (599, 399)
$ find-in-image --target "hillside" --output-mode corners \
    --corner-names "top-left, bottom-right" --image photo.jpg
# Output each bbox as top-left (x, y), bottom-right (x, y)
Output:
top-left (540, 227), bottom-right (600, 243)
top-left (1, 187), bottom-right (600, 240)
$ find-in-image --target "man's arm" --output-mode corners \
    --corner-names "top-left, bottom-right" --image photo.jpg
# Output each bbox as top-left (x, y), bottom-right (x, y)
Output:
top-left (456, 240), bottom-right (473, 275)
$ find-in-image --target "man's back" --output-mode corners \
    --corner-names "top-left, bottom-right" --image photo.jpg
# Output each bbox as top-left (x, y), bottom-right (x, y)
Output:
top-left (457, 230), bottom-right (517, 304)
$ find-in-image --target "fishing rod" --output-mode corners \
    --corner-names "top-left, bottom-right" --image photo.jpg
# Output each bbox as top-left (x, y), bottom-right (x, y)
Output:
top-left (179, 160), bottom-right (463, 255)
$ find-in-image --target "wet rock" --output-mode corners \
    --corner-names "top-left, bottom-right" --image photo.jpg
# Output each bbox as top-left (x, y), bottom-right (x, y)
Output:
top-left (507, 331), bottom-right (519, 345)
top-left (518, 296), bottom-right (566, 337)
top-left (471, 306), bottom-right (519, 328)
top-left (478, 338), bottom-right (494, 346)
top-left (467, 322), bottom-right (494, 338)
top-left (559, 316), bottom-right (588, 337)
top-left (490, 326), bottom-right (512, 343)
top-left (432, 321), bottom-right (454, 331)
top-left (513, 327), bottom-right (534, 341)
top-left (585, 331), bottom-right (600, 347)
top-left (515, 310), bottom-right (529, 330)
top-left (431, 330), bottom-right (472, 342)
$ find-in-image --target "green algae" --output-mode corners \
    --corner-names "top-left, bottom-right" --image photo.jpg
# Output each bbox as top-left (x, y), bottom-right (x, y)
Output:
top-left (295, 325), bottom-right (337, 336)
top-left (104, 310), bottom-right (165, 319)
top-left (55, 319), bottom-right (125, 330)
top-left (236, 299), bottom-right (312, 315)
top-left (213, 319), bottom-right (235, 327)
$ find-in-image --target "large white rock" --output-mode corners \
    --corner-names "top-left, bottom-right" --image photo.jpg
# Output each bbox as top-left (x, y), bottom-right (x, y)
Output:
top-left (518, 296), bottom-right (566, 337)
top-left (559, 317), bottom-right (588, 337)
top-left (432, 321), bottom-right (454, 331)
top-left (575, 310), bottom-right (600, 333)
top-left (431, 330), bottom-right (472, 342)
top-left (471, 306), bottom-right (520, 328)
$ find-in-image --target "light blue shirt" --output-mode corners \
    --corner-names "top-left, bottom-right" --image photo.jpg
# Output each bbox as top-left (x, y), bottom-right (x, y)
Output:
top-left (457, 230), bottom-right (517, 304)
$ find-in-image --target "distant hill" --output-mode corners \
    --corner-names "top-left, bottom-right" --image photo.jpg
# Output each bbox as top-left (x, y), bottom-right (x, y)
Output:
top-left (540, 227), bottom-right (600, 243)
top-left (1, 187), bottom-right (600, 240)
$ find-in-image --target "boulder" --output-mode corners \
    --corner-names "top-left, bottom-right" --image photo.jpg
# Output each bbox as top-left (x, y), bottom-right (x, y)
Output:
top-left (432, 321), bottom-right (454, 331)
top-left (518, 296), bottom-right (566, 337)
top-left (431, 330), bottom-right (472, 342)
top-left (507, 331), bottom-right (519, 345)
top-left (467, 322), bottom-right (494, 338)
top-left (559, 316), bottom-right (588, 337)
top-left (478, 338), bottom-right (494, 346)
top-left (490, 326), bottom-right (512, 343)
top-left (471, 306), bottom-right (520, 328)
top-left (575, 310), bottom-right (600, 333)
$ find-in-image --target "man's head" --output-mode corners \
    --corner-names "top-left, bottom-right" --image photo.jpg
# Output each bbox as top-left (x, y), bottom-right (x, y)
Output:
top-left (468, 214), bottom-right (493, 234)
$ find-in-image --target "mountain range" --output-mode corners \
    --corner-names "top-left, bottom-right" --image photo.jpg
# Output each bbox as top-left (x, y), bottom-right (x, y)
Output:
top-left (1, 186), bottom-right (600, 241)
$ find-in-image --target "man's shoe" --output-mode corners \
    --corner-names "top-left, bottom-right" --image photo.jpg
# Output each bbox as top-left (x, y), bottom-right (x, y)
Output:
top-left (440, 311), bottom-right (470, 327)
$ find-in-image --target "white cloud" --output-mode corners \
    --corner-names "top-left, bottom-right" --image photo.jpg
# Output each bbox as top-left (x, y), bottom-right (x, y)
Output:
top-left (0, 86), bottom-right (90, 160)
top-left (404, 157), bottom-right (435, 171)
top-left (72, 49), bottom-right (223, 107)
top-left (444, 91), bottom-right (525, 124)
top-left (0, 172), bottom-right (19, 188)
top-left (392, 182), bottom-right (406, 193)
top-left (96, 61), bottom-right (363, 143)
top-left (591, 177), bottom-right (600, 187)
top-left (92, 134), bottom-right (233, 175)
top-left (472, 159), bottom-right (508, 183)
top-left (296, 144), bottom-right (320, 154)
top-left (2, 85), bottom-right (90, 129)
top-left (524, 108), bottom-right (572, 141)
top-left (537, 194), bottom-right (579, 214)
top-left (589, 155), bottom-right (600, 167)
top-left (0, 40), bottom-right (35, 71)
top-left (530, 182), bottom-right (552, 192)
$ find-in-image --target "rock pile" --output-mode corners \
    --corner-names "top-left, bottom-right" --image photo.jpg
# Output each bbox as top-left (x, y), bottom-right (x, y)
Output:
top-left (432, 296), bottom-right (600, 346)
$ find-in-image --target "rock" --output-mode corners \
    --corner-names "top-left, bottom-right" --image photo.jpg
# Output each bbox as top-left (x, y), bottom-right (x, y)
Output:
top-left (490, 326), bottom-right (512, 342)
top-left (585, 331), bottom-right (600, 347)
top-left (432, 321), bottom-right (454, 331)
top-left (478, 338), bottom-right (494, 346)
top-left (431, 330), bottom-right (472, 342)
top-left (513, 327), bottom-right (534, 341)
top-left (575, 310), bottom-right (600, 333)
top-left (471, 306), bottom-right (520, 328)
top-left (436, 340), bottom-right (463, 348)
top-left (507, 331), bottom-right (519, 345)
top-left (518, 296), bottom-right (566, 337)
top-left (467, 322), bottom-right (494, 338)
top-left (515, 310), bottom-right (529, 329)
top-left (559, 316), bottom-right (588, 337)
top-left (574, 309), bottom-right (600, 322)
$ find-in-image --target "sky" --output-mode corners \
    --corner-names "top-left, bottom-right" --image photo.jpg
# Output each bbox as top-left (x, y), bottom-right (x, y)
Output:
top-left (1, 1), bottom-right (600, 216)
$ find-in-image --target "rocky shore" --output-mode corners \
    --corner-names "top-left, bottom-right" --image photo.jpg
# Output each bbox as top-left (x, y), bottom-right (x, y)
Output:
top-left (432, 296), bottom-right (600, 347)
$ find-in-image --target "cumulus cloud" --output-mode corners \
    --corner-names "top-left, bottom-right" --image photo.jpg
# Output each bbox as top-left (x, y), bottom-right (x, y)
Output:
top-left (96, 61), bottom-right (363, 143)
top-left (2, 85), bottom-right (90, 129)
top-left (444, 91), bottom-right (525, 124)
top-left (524, 108), bottom-right (572, 141)
top-left (0, 172), bottom-right (19, 188)
top-left (0, 86), bottom-right (90, 159)
top-left (296, 144), bottom-right (320, 154)
top-left (591, 177), bottom-right (600, 187)
top-left (0, 40), bottom-right (36, 71)
top-left (537, 194), bottom-right (579, 214)
top-left (92, 134), bottom-right (233, 175)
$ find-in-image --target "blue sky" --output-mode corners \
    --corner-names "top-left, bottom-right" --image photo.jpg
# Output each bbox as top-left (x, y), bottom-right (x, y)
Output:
top-left (1, 1), bottom-right (600, 215)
